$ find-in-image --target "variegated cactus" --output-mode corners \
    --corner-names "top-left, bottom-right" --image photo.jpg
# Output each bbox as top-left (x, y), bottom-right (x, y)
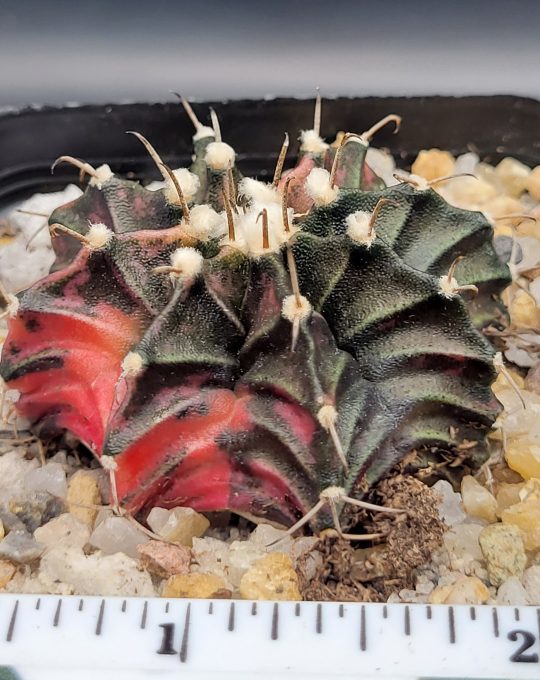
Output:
top-left (0, 98), bottom-right (510, 533)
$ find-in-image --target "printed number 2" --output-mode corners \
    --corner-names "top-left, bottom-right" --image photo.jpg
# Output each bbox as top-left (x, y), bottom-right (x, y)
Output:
top-left (508, 630), bottom-right (539, 663)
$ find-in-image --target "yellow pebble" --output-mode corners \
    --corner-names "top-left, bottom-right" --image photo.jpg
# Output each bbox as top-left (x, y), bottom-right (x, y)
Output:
top-left (162, 573), bottom-right (229, 599)
top-left (461, 475), bottom-right (497, 523)
top-left (510, 290), bottom-right (540, 328)
top-left (527, 166), bottom-right (540, 201)
top-left (496, 482), bottom-right (525, 516)
top-left (0, 559), bottom-right (16, 589)
top-left (495, 157), bottom-right (530, 197)
top-left (502, 499), bottom-right (540, 551)
top-left (411, 149), bottom-right (455, 182)
top-left (67, 470), bottom-right (102, 527)
top-left (239, 553), bottom-right (301, 601)
top-left (505, 438), bottom-right (540, 481)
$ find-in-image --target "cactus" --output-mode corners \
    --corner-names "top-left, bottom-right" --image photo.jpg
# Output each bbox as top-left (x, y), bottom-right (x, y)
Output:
top-left (0, 99), bottom-right (510, 533)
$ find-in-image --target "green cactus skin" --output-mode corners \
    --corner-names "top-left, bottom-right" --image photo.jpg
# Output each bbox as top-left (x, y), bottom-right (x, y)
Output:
top-left (0, 104), bottom-right (510, 531)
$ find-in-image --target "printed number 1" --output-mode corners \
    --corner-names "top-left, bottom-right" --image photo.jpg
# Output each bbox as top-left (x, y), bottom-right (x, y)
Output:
top-left (157, 623), bottom-right (178, 655)
top-left (508, 630), bottom-right (539, 663)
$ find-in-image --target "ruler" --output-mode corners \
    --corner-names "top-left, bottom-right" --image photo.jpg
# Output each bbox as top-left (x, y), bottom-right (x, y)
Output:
top-left (0, 595), bottom-right (539, 680)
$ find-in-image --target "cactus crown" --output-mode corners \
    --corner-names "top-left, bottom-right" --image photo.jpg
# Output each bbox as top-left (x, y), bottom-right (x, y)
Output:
top-left (0, 98), bottom-right (510, 531)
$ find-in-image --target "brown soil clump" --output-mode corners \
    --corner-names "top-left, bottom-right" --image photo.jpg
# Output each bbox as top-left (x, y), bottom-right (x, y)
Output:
top-left (299, 474), bottom-right (445, 601)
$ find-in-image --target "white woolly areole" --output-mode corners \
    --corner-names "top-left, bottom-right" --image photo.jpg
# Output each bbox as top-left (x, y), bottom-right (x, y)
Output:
top-left (164, 168), bottom-right (200, 204)
top-left (345, 211), bottom-right (375, 247)
top-left (186, 204), bottom-right (226, 241)
top-left (233, 203), bottom-right (295, 256)
top-left (170, 247), bottom-right (204, 278)
top-left (305, 168), bottom-right (338, 206)
top-left (89, 164), bottom-right (114, 188)
top-left (320, 485), bottom-right (345, 500)
top-left (121, 351), bottom-right (145, 377)
top-left (317, 404), bottom-right (338, 430)
top-left (204, 141), bottom-right (236, 171)
top-left (408, 173), bottom-right (429, 190)
top-left (86, 223), bottom-right (113, 250)
top-left (238, 178), bottom-right (280, 205)
top-left (300, 129), bottom-right (328, 154)
top-left (438, 274), bottom-right (459, 298)
top-left (281, 294), bottom-right (312, 323)
top-left (4, 293), bottom-right (19, 318)
top-left (193, 125), bottom-right (214, 142)
top-left (101, 455), bottom-right (118, 471)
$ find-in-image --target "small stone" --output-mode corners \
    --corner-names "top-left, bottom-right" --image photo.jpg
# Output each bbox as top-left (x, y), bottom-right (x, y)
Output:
top-left (0, 451), bottom-right (39, 503)
top-left (7, 492), bottom-right (64, 533)
top-left (428, 584), bottom-right (454, 604)
top-left (411, 149), bottom-right (455, 181)
top-left (239, 553), bottom-right (301, 601)
top-left (444, 576), bottom-right (490, 605)
top-left (461, 476), bottom-right (497, 523)
top-left (496, 483), bottom-right (525, 516)
top-left (501, 497), bottom-right (540, 551)
top-left (443, 177), bottom-right (497, 210)
top-left (138, 540), bottom-right (191, 578)
top-left (0, 559), bottom-right (16, 588)
top-left (228, 540), bottom-right (266, 587)
top-left (24, 462), bottom-right (67, 498)
top-left (495, 157), bottom-right (530, 197)
top-left (90, 516), bottom-right (149, 559)
top-left (433, 480), bottom-right (466, 526)
top-left (510, 290), bottom-right (540, 329)
top-left (522, 566), bottom-right (540, 604)
top-left (35, 513), bottom-right (90, 551)
top-left (484, 196), bottom-right (524, 228)
top-left (67, 470), bottom-right (101, 527)
top-left (443, 523), bottom-right (484, 573)
top-left (0, 530), bottom-right (43, 563)
top-left (479, 523), bottom-right (527, 585)
top-left (0, 519), bottom-right (4, 540)
top-left (191, 537), bottom-right (232, 588)
top-left (496, 577), bottom-right (530, 605)
top-left (146, 507), bottom-right (209, 546)
top-left (526, 166), bottom-right (540, 201)
top-left (162, 573), bottom-right (229, 599)
top-left (505, 439), bottom-right (540, 481)
top-left (526, 364), bottom-right (540, 395)
top-left (40, 547), bottom-right (155, 596)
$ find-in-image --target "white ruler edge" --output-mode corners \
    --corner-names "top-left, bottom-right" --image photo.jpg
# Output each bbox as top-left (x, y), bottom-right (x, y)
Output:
top-left (0, 595), bottom-right (539, 680)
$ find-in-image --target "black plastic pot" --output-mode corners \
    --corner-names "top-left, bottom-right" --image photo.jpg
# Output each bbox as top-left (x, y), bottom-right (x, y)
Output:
top-left (1, 96), bottom-right (539, 206)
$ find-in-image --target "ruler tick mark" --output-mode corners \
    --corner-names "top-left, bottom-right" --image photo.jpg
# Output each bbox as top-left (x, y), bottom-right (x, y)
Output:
top-left (514, 607), bottom-right (520, 622)
top-left (271, 603), bottom-right (279, 641)
top-left (339, 604), bottom-right (344, 618)
top-left (53, 600), bottom-right (62, 627)
top-left (295, 603), bottom-right (301, 616)
top-left (426, 605), bottom-right (432, 620)
top-left (383, 605), bottom-right (388, 619)
top-left (141, 601), bottom-right (148, 629)
top-left (208, 602), bottom-right (213, 615)
top-left (492, 608), bottom-right (499, 638)
top-left (35, 598), bottom-right (40, 610)
top-left (228, 602), bottom-right (235, 632)
top-left (165, 602), bottom-right (169, 614)
top-left (448, 606), bottom-right (456, 644)
top-left (470, 606), bottom-right (476, 621)
top-left (537, 608), bottom-right (540, 640)
top-left (78, 599), bottom-right (84, 611)
top-left (360, 605), bottom-right (367, 651)
top-left (6, 600), bottom-right (18, 642)
top-left (179, 603), bottom-right (191, 663)
top-left (121, 600), bottom-right (127, 612)
top-left (316, 603), bottom-right (322, 634)
top-left (95, 600), bottom-right (105, 636)
top-left (251, 602), bottom-right (257, 616)
top-left (404, 606), bottom-right (411, 636)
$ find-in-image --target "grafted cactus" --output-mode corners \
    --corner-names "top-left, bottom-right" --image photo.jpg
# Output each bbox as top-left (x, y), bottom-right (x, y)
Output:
top-left (0, 99), bottom-right (510, 532)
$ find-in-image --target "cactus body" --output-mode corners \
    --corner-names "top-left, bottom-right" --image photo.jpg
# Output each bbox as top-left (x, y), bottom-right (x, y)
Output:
top-left (0, 108), bottom-right (510, 529)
